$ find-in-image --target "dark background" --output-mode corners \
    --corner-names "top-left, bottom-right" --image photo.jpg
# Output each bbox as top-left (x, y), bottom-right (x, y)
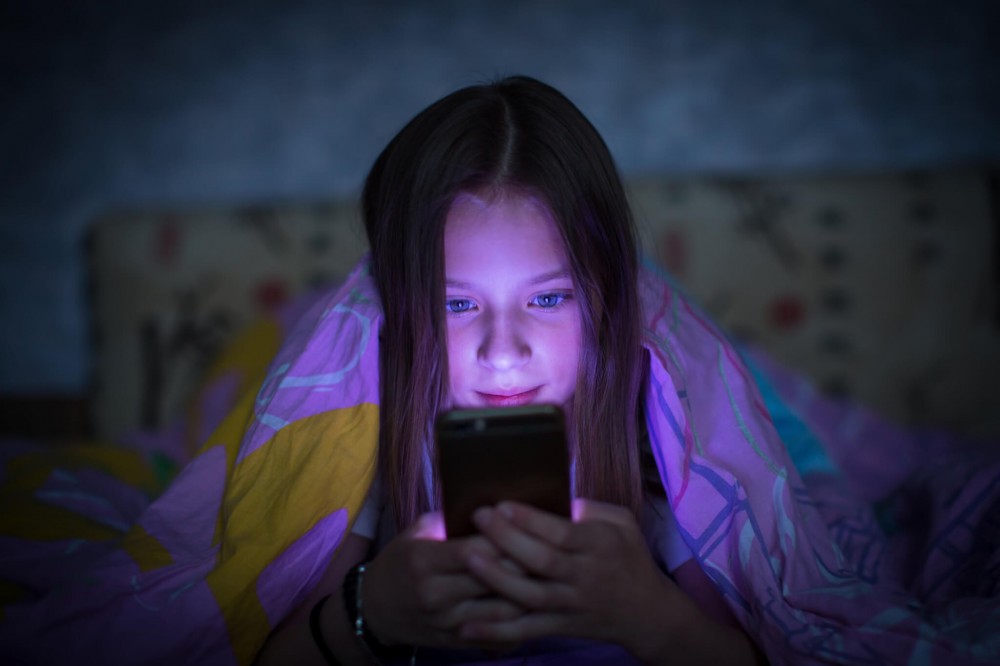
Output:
top-left (1, 0), bottom-right (997, 396)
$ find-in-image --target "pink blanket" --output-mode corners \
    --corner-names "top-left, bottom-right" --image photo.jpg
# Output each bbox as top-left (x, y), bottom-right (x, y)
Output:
top-left (1, 259), bottom-right (998, 664)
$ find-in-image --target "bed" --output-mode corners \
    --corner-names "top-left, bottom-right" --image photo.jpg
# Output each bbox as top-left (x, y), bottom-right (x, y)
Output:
top-left (1, 165), bottom-right (998, 664)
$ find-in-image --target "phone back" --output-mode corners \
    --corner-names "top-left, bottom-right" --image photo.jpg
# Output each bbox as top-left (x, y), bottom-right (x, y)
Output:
top-left (436, 405), bottom-right (571, 538)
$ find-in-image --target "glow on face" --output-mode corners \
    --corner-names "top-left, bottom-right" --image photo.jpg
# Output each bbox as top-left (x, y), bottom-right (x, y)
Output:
top-left (443, 193), bottom-right (582, 410)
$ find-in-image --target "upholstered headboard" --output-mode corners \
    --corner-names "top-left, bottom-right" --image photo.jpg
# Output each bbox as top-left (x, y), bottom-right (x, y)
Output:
top-left (88, 166), bottom-right (999, 442)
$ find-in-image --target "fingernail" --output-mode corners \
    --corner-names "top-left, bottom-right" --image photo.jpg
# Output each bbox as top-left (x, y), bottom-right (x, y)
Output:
top-left (473, 507), bottom-right (492, 528)
top-left (497, 503), bottom-right (514, 519)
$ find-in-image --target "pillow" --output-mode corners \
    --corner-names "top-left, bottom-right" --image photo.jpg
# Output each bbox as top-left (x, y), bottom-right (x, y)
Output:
top-left (629, 166), bottom-right (1000, 437)
top-left (88, 201), bottom-right (367, 442)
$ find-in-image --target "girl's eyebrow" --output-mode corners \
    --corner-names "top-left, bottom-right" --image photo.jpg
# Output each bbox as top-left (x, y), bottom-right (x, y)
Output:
top-left (445, 269), bottom-right (572, 290)
top-left (527, 269), bottom-right (572, 285)
top-left (444, 279), bottom-right (476, 289)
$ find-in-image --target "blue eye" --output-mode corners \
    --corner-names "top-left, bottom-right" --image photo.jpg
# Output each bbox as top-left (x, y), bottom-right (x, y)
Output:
top-left (531, 293), bottom-right (569, 309)
top-left (446, 298), bottom-right (476, 314)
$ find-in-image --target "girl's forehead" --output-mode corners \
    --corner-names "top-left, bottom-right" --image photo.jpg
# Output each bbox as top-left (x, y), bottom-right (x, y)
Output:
top-left (444, 192), bottom-right (570, 271)
top-left (446, 193), bottom-right (558, 240)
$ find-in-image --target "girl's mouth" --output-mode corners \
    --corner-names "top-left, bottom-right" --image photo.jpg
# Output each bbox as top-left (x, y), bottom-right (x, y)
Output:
top-left (476, 387), bottom-right (541, 407)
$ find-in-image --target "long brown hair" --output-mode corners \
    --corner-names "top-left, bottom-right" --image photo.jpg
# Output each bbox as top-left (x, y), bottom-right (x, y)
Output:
top-left (361, 76), bottom-right (646, 529)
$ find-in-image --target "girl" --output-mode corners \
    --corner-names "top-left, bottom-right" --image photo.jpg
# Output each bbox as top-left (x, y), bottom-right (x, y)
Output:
top-left (255, 76), bottom-right (762, 664)
top-left (3, 75), bottom-right (995, 666)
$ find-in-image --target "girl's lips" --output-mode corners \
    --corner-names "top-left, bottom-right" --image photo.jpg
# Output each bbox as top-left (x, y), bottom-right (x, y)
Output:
top-left (476, 387), bottom-right (541, 407)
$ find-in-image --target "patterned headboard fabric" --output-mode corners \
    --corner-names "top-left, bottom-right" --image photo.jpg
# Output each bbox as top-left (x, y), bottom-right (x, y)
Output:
top-left (88, 167), bottom-right (999, 442)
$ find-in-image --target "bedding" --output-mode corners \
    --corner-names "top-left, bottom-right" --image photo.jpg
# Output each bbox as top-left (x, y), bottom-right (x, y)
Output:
top-left (1, 259), bottom-right (998, 664)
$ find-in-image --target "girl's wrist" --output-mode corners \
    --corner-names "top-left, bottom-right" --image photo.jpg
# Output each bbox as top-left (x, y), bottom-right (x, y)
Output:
top-left (622, 571), bottom-right (688, 664)
top-left (343, 561), bottom-right (412, 661)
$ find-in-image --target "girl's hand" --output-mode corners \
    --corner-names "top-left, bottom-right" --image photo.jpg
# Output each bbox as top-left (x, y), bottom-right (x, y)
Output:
top-left (460, 498), bottom-right (684, 661)
top-left (361, 511), bottom-right (525, 650)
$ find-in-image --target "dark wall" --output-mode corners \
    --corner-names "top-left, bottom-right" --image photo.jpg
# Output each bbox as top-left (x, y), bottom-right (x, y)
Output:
top-left (1, 0), bottom-right (997, 393)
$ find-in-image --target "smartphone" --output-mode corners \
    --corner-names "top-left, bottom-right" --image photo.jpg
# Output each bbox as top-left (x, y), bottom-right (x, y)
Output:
top-left (435, 404), bottom-right (572, 538)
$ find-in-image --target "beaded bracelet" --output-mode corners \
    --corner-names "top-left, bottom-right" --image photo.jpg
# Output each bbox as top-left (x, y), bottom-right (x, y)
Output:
top-left (341, 562), bottom-right (415, 664)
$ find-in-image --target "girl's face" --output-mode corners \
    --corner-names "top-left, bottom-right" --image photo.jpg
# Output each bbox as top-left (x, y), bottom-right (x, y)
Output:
top-left (443, 193), bottom-right (582, 411)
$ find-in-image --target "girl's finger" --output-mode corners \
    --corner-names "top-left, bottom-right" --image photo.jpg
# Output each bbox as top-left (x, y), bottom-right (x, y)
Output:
top-left (494, 502), bottom-right (577, 549)
top-left (417, 571), bottom-right (498, 610)
top-left (460, 611), bottom-right (569, 644)
top-left (491, 500), bottom-right (633, 554)
top-left (402, 533), bottom-right (502, 576)
top-left (571, 497), bottom-right (635, 527)
top-left (409, 510), bottom-right (447, 541)
top-left (498, 555), bottom-right (527, 577)
top-left (444, 595), bottom-right (526, 626)
top-left (418, 595), bottom-right (526, 651)
top-left (473, 506), bottom-right (575, 581)
top-left (466, 550), bottom-right (574, 611)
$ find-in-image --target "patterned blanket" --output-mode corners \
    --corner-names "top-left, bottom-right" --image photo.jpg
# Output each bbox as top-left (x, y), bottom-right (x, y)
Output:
top-left (1, 259), bottom-right (998, 664)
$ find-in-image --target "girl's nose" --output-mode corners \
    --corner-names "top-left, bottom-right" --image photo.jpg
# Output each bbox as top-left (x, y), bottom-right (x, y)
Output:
top-left (478, 315), bottom-right (530, 371)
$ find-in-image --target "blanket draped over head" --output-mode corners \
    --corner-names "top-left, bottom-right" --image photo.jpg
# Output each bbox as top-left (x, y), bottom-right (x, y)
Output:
top-left (1, 260), bottom-right (998, 665)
